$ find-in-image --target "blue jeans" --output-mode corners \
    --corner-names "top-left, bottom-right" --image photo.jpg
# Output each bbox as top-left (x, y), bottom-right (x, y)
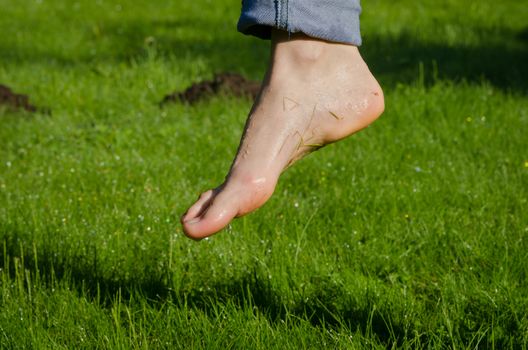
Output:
top-left (237, 0), bottom-right (362, 45)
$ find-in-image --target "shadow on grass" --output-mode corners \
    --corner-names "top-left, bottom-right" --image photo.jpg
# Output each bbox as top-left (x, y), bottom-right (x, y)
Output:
top-left (363, 29), bottom-right (528, 92)
top-left (0, 18), bottom-right (269, 79)
top-left (1, 16), bottom-right (527, 92)
top-left (3, 237), bottom-right (523, 348)
top-left (1, 244), bottom-right (407, 345)
top-left (177, 271), bottom-right (412, 345)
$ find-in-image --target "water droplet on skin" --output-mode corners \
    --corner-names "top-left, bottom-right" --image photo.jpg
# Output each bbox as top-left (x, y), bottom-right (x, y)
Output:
top-left (252, 177), bottom-right (266, 185)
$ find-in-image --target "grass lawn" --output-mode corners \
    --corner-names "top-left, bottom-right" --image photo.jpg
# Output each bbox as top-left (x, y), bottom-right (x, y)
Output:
top-left (1, 0), bottom-right (527, 348)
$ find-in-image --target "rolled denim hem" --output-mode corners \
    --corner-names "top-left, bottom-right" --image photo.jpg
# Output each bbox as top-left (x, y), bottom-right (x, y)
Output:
top-left (237, 0), bottom-right (362, 46)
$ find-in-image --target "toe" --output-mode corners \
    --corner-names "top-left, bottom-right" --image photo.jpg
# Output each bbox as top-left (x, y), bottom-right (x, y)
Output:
top-left (181, 190), bottom-right (214, 223)
top-left (182, 191), bottom-right (238, 240)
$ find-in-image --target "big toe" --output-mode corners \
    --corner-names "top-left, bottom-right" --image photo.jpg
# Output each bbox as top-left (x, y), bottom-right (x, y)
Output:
top-left (182, 191), bottom-right (239, 240)
top-left (181, 190), bottom-right (215, 223)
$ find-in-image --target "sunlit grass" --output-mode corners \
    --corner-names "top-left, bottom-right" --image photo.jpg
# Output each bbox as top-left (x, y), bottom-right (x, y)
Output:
top-left (1, 0), bottom-right (527, 348)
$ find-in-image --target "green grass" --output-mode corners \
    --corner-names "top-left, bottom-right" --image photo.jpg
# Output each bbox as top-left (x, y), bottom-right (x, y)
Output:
top-left (1, 0), bottom-right (527, 348)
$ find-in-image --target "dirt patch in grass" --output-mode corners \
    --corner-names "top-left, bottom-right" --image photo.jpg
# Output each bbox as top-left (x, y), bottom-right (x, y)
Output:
top-left (0, 84), bottom-right (41, 113)
top-left (160, 73), bottom-right (260, 106)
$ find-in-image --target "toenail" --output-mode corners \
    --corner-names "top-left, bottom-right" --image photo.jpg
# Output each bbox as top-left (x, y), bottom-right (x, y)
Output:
top-left (185, 217), bottom-right (200, 225)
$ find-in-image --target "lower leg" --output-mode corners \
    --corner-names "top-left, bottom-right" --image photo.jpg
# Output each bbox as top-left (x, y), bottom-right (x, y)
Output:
top-left (182, 29), bottom-right (384, 239)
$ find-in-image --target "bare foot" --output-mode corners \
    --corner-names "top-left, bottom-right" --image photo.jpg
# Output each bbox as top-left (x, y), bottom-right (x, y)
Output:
top-left (181, 30), bottom-right (384, 240)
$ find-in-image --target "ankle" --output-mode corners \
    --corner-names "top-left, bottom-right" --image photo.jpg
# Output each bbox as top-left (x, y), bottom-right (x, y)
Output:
top-left (270, 30), bottom-right (361, 75)
top-left (271, 30), bottom-right (329, 67)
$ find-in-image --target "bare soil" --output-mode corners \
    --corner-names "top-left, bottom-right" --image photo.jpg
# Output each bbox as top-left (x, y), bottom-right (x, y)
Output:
top-left (0, 84), bottom-right (39, 113)
top-left (160, 73), bottom-right (260, 106)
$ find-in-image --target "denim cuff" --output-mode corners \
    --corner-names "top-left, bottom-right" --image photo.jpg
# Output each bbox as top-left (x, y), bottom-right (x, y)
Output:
top-left (237, 0), bottom-right (362, 46)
